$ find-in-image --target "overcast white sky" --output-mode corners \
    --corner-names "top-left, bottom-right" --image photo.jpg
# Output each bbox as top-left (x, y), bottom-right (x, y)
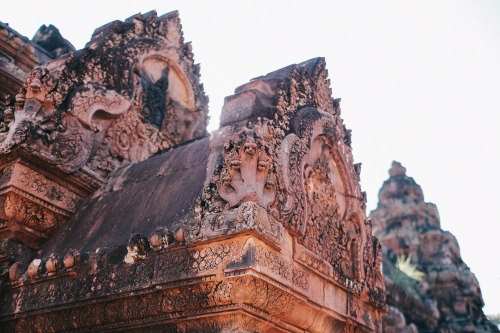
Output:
top-left (3, 0), bottom-right (499, 315)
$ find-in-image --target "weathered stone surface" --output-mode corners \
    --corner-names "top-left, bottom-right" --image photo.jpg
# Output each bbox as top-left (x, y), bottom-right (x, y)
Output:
top-left (0, 238), bottom-right (32, 266)
top-left (371, 161), bottom-right (499, 333)
top-left (0, 10), bottom-right (208, 176)
top-left (32, 24), bottom-right (75, 58)
top-left (0, 10), bottom-right (386, 333)
top-left (41, 137), bottom-right (210, 255)
top-left (383, 305), bottom-right (418, 333)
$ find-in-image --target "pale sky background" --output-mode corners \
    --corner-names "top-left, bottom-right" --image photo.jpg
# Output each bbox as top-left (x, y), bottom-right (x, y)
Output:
top-left (3, 0), bottom-right (499, 315)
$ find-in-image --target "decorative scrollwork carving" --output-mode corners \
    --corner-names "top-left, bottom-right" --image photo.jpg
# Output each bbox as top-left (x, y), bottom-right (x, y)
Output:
top-left (303, 142), bottom-right (361, 280)
top-left (4, 192), bottom-right (64, 235)
top-left (276, 134), bottom-right (308, 236)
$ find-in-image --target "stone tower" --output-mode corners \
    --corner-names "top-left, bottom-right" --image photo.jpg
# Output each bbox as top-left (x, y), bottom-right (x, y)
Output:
top-left (371, 161), bottom-right (498, 333)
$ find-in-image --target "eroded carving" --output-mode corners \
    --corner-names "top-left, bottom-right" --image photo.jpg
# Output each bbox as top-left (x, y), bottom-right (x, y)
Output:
top-left (218, 120), bottom-right (278, 210)
top-left (363, 218), bottom-right (386, 309)
top-left (303, 138), bottom-right (361, 280)
top-left (276, 134), bottom-right (308, 236)
top-left (16, 164), bottom-right (78, 211)
top-left (236, 275), bottom-right (297, 317)
top-left (0, 11), bottom-right (208, 177)
top-left (4, 192), bottom-right (64, 236)
top-left (255, 245), bottom-right (309, 291)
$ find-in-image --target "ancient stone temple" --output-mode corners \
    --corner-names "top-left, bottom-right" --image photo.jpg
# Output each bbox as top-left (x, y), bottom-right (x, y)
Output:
top-left (0, 10), bottom-right (386, 332)
top-left (371, 162), bottom-right (499, 333)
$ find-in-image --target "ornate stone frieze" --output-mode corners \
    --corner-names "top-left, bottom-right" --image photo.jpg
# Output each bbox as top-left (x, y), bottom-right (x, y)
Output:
top-left (2, 163), bottom-right (79, 212)
top-left (0, 162), bottom-right (85, 248)
top-left (190, 57), bottom-right (385, 319)
top-left (154, 241), bottom-right (242, 283)
top-left (253, 244), bottom-right (309, 291)
top-left (294, 241), bottom-right (363, 296)
top-left (302, 141), bottom-right (361, 278)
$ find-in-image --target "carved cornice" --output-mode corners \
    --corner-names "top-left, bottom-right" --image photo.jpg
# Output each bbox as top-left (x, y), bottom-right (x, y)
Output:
top-left (0, 161), bottom-right (87, 248)
top-left (0, 233), bottom-right (382, 332)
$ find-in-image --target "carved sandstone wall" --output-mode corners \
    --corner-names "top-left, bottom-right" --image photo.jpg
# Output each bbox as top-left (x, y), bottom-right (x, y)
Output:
top-left (0, 10), bottom-right (386, 332)
top-left (371, 161), bottom-right (499, 333)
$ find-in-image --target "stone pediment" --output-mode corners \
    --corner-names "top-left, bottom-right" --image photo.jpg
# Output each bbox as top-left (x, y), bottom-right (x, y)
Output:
top-left (0, 10), bottom-right (208, 249)
top-left (0, 10), bottom-right (207, 175)
top-left (0, 11), bottom-right (386, 333)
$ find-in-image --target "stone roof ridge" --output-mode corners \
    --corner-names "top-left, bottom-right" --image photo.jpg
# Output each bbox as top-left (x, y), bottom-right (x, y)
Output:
top-left (8, 224), bottom-right (187, 284)
top-left (249, 57), bottom-right (325, 82)
top-left (88, 10), bottom-right (182, 49)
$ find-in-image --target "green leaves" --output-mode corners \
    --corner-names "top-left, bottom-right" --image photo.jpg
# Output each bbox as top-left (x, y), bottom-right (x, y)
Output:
top-left (395, 255), bottom-right (425, 283)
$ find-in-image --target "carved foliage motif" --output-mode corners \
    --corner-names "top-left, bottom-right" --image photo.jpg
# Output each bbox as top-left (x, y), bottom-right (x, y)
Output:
top-left (16, 164), bottom-right (78, 211)
top-left (303, 146), bottom-right (361, 280)
top-left (276, 135), bottom-right (308, 236)
top-left (255, 245), bottom-right (309, 291)
top-left (26, 116), bottom-right (93, 173)
top-left (0, 162), bottom-right (82, 245)
top-left (155, 242), bottom-right (239, 282)
top-left (190, 243), bottom-right (233, 272)
top-left (363, 219), bottom-right (386, 308)
top-left (274, 59), bottom-right (335, 124)
top-left (7, 281), bottom-right (232, 333)
top-left (298, 251), bottom-right (331, 277)
top-left (237, 275), bottom-right (297, 317)
top-left (70, 83), bottom-right (131, 128)
top-left (3, 274), bottom-right (304, 333)
top-left (89, 110), bottom-right (172, 173)
top-left (4, 192), bottom-right (64, 235)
